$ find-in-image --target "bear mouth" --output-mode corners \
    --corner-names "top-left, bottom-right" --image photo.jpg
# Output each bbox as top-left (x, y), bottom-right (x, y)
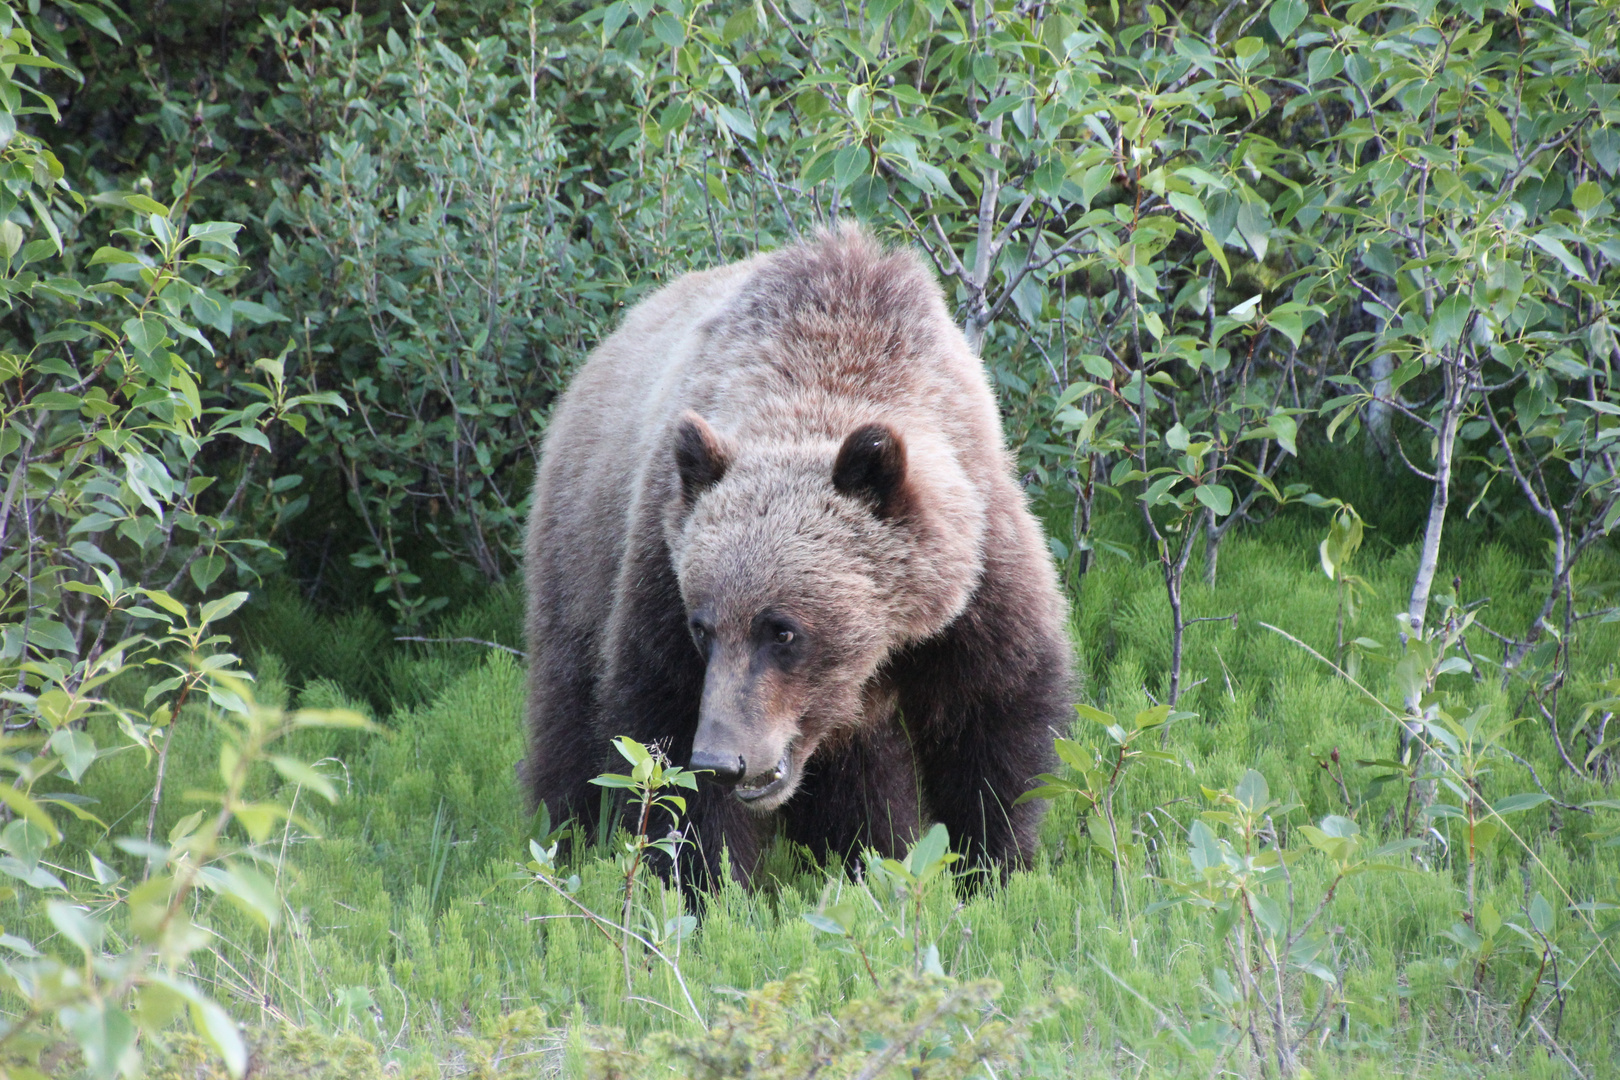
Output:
top-left (733, 751), bottom-right (793, 804)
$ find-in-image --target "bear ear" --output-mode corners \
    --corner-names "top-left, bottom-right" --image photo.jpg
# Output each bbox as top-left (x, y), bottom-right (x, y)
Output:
top-left (674, 412), bottom-right (732, 506)
top-left (833, 423), bottom-right (909, 518)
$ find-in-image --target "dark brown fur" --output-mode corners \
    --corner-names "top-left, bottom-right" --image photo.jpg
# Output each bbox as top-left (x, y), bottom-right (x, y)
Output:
top-left (523, 226), bottom-right (1072, 885)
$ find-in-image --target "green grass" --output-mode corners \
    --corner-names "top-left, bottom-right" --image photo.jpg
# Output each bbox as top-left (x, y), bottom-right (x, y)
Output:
top-left (48, 511), bottom-right (1620, 1077)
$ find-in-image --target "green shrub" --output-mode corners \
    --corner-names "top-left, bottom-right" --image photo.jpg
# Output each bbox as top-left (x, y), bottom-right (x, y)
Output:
top-left (0, 6), bottom-right (374, 1075)
top-left (264, 7), bottom-right (614, 625)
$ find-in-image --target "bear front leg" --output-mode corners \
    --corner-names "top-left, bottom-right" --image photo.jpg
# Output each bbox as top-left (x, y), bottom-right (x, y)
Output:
top-left (895, 545), bottom-right (1070, 873)
top-left (524, 599), bottom-right (611, 837)
top-left (676, 788), bottom-right (769, 890)
top-left (782, 716), bottom-right (925, 866)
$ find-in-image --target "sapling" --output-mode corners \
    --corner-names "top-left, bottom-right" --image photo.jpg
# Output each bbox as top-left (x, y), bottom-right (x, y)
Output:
top-left (524, 736), bottom-right (705, 1027)
top-left (1263, 621), bottom-right (1615, 1055)
top-left (1149, 769), bottom-right (1420, 1076)
top-left (805, 823), bottom-right (964, 983)
top-left (0, 668), bottom-right (373, 1079)
top-left (1313, 501), bottom-right (1370, 672)
top-left (1018, 701), bottom-right (1185, 939)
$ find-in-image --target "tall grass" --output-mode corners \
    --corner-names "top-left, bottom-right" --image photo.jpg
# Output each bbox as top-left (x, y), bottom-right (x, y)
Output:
top-left (52, 513), bottom-right (1620, 1076)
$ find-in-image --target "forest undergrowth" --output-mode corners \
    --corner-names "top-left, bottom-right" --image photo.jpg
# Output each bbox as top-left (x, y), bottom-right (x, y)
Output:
top-left (47, 494), bottom-right (1620, 1079)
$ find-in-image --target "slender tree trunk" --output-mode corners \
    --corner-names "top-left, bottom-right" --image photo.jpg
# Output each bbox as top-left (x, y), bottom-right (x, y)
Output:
top-left (1163, 519), bottom-right (1202, 708)
top-left (961, 110), bottom-right (1003, 356)
top-left (1167, 551), bottom-right (1184, 706)
top-left (1365, 276), bottom-right (1402, 457)
top-left (1405, 357), bottom-right (1466, 649)
top-left (1397, 354), bottom-right (1469, 820)
top-left (1335, 575), bottom-right (1347, 669)
top-left (1366, 351), bottom-right (1395, 456)
top-left (1071, 455), bottom-right (1097, 582)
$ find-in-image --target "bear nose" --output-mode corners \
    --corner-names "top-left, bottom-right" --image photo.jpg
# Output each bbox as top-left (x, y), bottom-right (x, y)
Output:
top-left (690, 750), bottom-right (746, 785)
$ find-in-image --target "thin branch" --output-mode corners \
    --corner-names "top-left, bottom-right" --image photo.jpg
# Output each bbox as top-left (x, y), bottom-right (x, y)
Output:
top-left (395, 636), bottom-right (525, 658)
top-left (1494, 746), bottom-right (1592, 814)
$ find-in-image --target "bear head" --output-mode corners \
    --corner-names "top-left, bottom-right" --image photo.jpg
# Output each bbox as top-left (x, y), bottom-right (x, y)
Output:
top-left (663, 411), bottom-right (985, 812)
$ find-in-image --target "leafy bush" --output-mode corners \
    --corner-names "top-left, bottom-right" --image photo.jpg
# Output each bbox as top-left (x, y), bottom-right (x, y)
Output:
top-left (583, 971), bottom-right (1037, 1080)
top-left (13, 0), bottom-right (1620, 1073)
top-left (265, 7), bottom-right (616, 624)
top-left (0, 6), bottom-right (375, 1075)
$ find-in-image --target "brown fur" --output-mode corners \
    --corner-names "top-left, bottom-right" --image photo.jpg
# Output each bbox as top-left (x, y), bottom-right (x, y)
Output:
top-left (523, 226), bottom-right (1072, 885)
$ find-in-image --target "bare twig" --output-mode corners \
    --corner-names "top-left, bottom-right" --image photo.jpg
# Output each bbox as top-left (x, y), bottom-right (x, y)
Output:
top-left (394, 635), bottom-right (525, 658)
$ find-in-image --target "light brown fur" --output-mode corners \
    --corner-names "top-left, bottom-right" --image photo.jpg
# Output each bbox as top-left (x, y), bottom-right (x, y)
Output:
top-left (523, 225), bottom-right (1072, 884)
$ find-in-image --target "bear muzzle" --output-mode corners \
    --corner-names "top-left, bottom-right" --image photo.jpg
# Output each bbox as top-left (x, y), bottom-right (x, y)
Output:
top-left (732, 749), bottom-right (792, 804)
top-left (690, 647), bottom-right (805, 809)
top-left (689, 737), bottom-right (796, 807)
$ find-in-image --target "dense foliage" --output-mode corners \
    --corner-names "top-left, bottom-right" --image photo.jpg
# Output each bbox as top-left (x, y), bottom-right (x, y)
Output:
top-left (0, 0), bottom-right (1617, 1074)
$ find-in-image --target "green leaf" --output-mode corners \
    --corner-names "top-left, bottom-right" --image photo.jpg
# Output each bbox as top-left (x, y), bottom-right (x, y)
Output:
top-left (1235, 769), bottom-right (1269, 811)
top-left (612, 737), bottom-right (651, 767)
top-left (0, 787), bottom-right (59, 843)
top-left (230, 299), bottom-right (287, 325)
top-left (140, 589), bottom-right (188, 617)
top-left (0, 820), bottom-right (49, 872)
top-left (1194, 483), bottom-right (1234, 516)
top-left (291, 708), bottom-right (374, 730)
top-left (88, 246), bottom-right (142, 266)
top-left (721, 4), bottom-right (756, 41)
top-left (1142, 474), bottom-right (1180, 506)
top-left (1592, 129), bottom-right (1620, 176)
top-left (61, 998), bottom-right (136, 1080)
top-left (189, 554), bottom-right (227, 592)
top-left (803, 912), bottom-right (849, 936)
top-left (1491, 792), bottom-right (1552, 816)
top-left (1133, 703), bottom-right (1172, 729)
top-left (189, 288), bottom-right (232, 335)
top-left (1268, 0), bottom-right (1306, 41)
top-left (186, 220), bottom-right (242, 253)
top-left (121, 314), bottom-right (167, 356)
top-left (208, 862), bottom-right (281, 931)
top-left (1053, 737), bottom-right (1089, 769)
top-left (1187, 818), bottom-right (1222, 872)
top-left (48, 900), bottom-right (105, 954)
top-left (833, 144), bottom-right (871, 191)
top-left (1199, 229), bottom-right (1231, 283)
top-left (269, 755), bottom-right (338, 803)
top-left (1235, 201), bottom-right (1270, 261)
top-left (1530, 234), bottom-right (1589, 280)
top-left (1428, 292), bottom-right (1470, 348)
top-left (1268, 311), bottom-right (1304, 347)
top-left (122, 193), bottom-right (171, 216)
top-left (647, 12), bottom-right (685, 47)
top-left (905, 821), bottom-right (951, 880)
top-left (1270, 413), bottom-right (1299, 456)
top-left (1075, 703), bottom-right (1116, 727)
top-left (57, 0), bottom-right (123, 41)
top-left (198, 591), bottom-right (249, 628)
top-left (716, 105), bottom-right (756, 143)
top-left (1528, 892), bottom-right (1554, 935)
top-left (47, 729), bottom-right (97, 783)
top-left (191, 995), bottom-right (247, 1079)
top-left (26, 618), bottom-right (77, 654)
top-left (1320, 814), bottom-right (1359, 839)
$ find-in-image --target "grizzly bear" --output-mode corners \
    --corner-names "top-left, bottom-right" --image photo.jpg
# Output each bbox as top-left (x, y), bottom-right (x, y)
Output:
top-left (522, 226), bottom-right (1072, 885)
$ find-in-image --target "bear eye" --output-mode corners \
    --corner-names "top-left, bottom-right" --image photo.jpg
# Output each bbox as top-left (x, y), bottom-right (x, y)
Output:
top-left (690, 622), bottom-right (711, 651)
top-left (774, 628), bottom-right (795, 645)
